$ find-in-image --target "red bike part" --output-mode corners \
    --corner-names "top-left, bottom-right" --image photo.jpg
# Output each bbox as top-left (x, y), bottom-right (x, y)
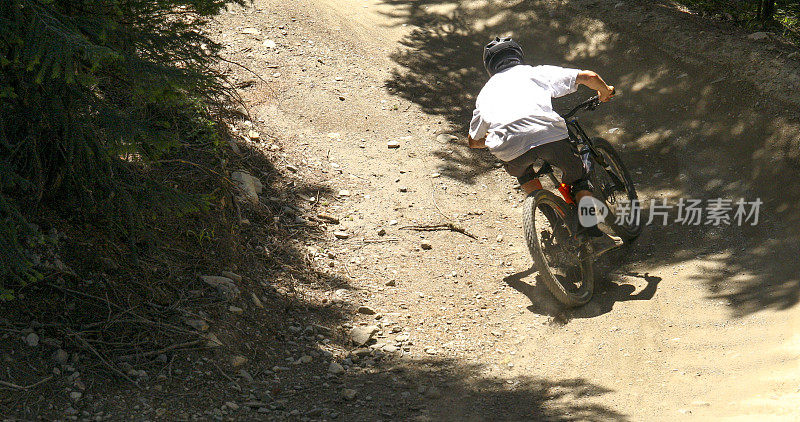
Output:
top-left (558, 183), bottom-right (574, 204)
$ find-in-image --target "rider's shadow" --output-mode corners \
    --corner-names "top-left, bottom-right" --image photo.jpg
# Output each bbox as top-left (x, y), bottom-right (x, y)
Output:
top-left (503, 267), bottom-right (661, 324)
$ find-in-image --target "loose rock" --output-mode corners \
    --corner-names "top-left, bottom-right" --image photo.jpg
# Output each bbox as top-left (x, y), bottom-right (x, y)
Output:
top-left (238, 369), bottom-right (254, 383)
top-left (387, 140), bottom-right (400, 149)
top-left (200, 275), bottom-right (240, 300)
top-left (334, 231), bottom-right (350, 239)
top-left (184, 319), bottom-right (209, 332)
top-left (251, 292), bottom-right (264, 309)
top-left (317, 213), bottom-right (340, 224)
top-left (204, 332), bottom-right (223, 348)
top-left (342, 389), bottom-right (357, 400)
top-left (231, 356), bottom-right (248, 367)
top-left (53, 349), bottom-right (69, 364)
top-left (352, 348), bottom-right (371, 357)
top-left (24, 332), bottom-right (39, 347)
top-left (231, 171), bottom-right (263, 204)
top-left (221, 271), bottom-right (242, 283)
top-left (350, 325), bottom-right (379, 346)
top-left (357, 306), bottom-right (376, 315)
top-left (328, 362), bottom-right (345, 375)
top-left (420, 242), bottom-right (432, 250)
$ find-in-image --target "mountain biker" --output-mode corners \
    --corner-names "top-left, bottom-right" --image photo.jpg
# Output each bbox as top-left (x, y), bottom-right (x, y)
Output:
top-left (468, 36), bottom-right (622, 255)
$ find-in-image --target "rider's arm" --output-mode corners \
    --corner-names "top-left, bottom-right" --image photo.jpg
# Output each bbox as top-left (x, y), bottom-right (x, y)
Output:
top-left (468, 108), bottom-right (489, 149)
top-left (576, 70), bottom-right (615, 102)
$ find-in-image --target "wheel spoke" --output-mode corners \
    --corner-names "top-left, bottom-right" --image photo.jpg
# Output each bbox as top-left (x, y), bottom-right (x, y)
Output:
top-left (534, 204), bottom-right (585, 284)
top-left (523, 191), bottom-right (595, 306)
top-left (590, 138), bottom-right (643, 240)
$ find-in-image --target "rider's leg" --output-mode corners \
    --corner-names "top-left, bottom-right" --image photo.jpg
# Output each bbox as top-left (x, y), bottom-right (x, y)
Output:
top-left (502, 148), bottom-right (542, 194)
top-left (533, 140), bottom-right (589, 200)
top-left (504, 140), bottom-right (621, 257)
top-left (535, 141), bottom-right (622, 251)
top-left (503, 140), bottom-right (594, 197)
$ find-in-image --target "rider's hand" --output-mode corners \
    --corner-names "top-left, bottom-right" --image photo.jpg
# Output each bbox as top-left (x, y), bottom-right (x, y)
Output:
top-left (598, 85), bottom-right (615, 102)
top-left (468, 135), bottom-right (487, 149)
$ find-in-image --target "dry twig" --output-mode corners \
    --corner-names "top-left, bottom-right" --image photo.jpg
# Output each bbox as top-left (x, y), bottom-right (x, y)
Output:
top-left (211, 361), bottom-right (237, 384)
top-left (360, 238), bottom-right (401, 244)
top-left (117, 339), bottom-right (205, 361)
top-left (399, 223), bottom-right (476, 239)
top-left (0, 376), bottom-right (53, 390)
top-left (46, 283), bottom-right (125, 312)
top-left (67, 331), bottom-right (138, 385)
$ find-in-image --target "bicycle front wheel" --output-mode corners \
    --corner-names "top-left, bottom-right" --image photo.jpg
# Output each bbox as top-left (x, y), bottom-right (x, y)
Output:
top-left (590, 137), bottom-right (643, 241)
top-left (523, 190), bottom-right (594, 307)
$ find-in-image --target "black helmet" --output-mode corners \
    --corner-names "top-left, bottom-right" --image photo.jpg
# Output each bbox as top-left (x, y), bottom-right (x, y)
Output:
top-left (483, 37), bottom-right (524, 76)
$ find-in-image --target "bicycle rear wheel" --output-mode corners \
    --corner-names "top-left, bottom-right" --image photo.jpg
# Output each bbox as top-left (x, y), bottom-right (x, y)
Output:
top-left (523, 190), bottom-right (594, 307)
top-left (590, 137), bottom-right (643, 241)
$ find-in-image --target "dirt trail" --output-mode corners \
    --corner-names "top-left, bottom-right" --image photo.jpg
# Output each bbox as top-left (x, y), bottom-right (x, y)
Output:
top-left (215, 0), bottom-right (800, 419)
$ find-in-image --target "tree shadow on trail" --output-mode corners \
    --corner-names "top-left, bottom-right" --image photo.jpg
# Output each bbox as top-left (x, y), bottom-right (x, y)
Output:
top-left (311, 357), bottom-right (627, 421)
top-left (382, 0), bottom-right (800, 318)
top-left (504, 265), bottom-right (661, 324)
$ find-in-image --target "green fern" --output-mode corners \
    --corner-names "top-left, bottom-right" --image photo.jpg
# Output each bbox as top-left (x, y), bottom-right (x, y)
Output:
top-left (0, 0), bottom-right (242, 297)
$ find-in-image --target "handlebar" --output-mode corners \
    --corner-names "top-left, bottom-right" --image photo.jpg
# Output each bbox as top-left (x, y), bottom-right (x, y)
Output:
top-left (560, 88), bottom-right (616, 119)
top-left (561, 95), bottom-right (601, 119)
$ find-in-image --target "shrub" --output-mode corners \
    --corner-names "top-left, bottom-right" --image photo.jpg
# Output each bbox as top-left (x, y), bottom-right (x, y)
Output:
top-left (0, 0), bottom-right (240, 297)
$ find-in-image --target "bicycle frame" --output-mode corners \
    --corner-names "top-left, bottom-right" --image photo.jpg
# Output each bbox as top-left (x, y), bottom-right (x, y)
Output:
top-left (526, 99), bottom-right (623, 207)
top-left (524, 117), bottom-right (595, 205)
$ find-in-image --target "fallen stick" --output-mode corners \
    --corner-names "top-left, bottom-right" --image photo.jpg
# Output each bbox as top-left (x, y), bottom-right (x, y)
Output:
top-left (68, 331), bottom-right (138, 385)
top-left (399, 223), bottom-right (476, 239)
top-left (117, 339), bottom-right (205, 361)
top-left (212, 361), bottom-right (237, 384)
top-left (0, 376), bottom-right (53, 390)
top-left (360, 238), bottom-right (401, 243)
top-left (47, 283), bottom-right (126, 311)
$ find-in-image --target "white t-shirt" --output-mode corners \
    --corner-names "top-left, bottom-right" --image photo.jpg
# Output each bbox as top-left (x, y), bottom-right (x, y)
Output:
top-left (469, 65), bottom-right (580, 161)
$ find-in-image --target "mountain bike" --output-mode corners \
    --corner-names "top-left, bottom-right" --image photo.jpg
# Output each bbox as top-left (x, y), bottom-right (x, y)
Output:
top-left (522, 95), bottom-right (643, 307)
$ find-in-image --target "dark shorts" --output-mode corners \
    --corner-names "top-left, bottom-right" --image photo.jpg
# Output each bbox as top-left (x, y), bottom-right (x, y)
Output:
top-left (503, 139), bottom-right (586, 186)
